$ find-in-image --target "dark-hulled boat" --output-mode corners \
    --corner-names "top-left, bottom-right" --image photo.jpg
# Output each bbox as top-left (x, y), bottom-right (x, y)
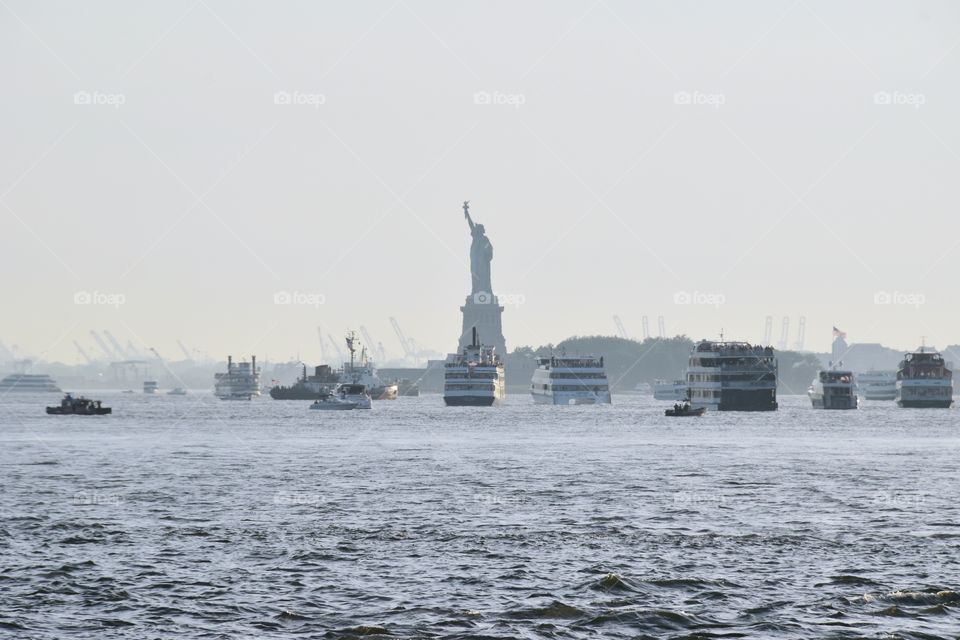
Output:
top-left (46, 394), bottom-right (111, 415)
top-left (270, 364), bottom-right (340, 400)
top-left (665, 403), bottom-right (705, 417)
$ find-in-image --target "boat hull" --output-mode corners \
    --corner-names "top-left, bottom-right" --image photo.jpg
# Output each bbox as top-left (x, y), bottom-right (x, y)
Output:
top-left (46, 407), bottom-right (111, 415)
top-left (665, 407), bottom-right (705, 417)
top-left (897, 399), bottom-right (953, 408)
top-left (809, 395), bottom-right (858, 410)
top-left (531, 391), bottom-right (611, 405)
top-left (444, 395), bottom-right (499, 407)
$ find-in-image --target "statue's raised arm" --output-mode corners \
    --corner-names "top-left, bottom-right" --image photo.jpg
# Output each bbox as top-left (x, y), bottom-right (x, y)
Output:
top-left (463, 200), bottom-right (474, 231)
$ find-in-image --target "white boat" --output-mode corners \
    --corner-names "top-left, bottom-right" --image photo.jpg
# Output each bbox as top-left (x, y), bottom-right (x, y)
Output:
top-left (309, 393), bottom-right (358, 411)
top-left (530, 355), bottom-right (611, 405)
top-left (333, 382), bottom-right (371, 409)
top-left (808, 368), bottom-right (857, 409)
top-left (167, 387), bottom-right (187, 396)
top-left (855, 370), bottom-right (897, 401)
top-left (143, 380), bottom-right (159, 394)
top-left (653, 378), bottom-right (688, 401)
top-left (896, 347), bottom-right (953, 408)
top-left (443, 328), bottom-right (505, 407)
top-left (214, 355), bottom-right (261, 400)
top-left (0, 373), bottom-right (61, 393)
top-left (686, 339), bottom-right (778, 412)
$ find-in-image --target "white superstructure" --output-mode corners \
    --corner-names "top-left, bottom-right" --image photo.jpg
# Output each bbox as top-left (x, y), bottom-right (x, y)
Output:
top-left (653, 378), bottom-right (687, 401)
top-left (214, 355), bottom-right (261, 400)
top-left (530, 355), bottom-right (611, 405)
top-left (855, 370), bottom-right (897, 401)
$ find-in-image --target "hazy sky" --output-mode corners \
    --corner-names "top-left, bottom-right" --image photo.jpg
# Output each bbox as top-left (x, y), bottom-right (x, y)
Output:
top-left (3, 0), bottom-right (959, 364)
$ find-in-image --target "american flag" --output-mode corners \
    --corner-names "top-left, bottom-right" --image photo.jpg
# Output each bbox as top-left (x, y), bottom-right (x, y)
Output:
top-left (833, 326), bottom-right (847, 339)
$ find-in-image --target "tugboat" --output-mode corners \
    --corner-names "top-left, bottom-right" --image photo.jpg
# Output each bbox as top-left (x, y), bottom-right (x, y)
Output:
top-left (896, 345), bottom-right (953, 408)
top-left (443, 327), bottom-right (505, 407)
top-left (270, 364), bottom-right (340, 400)
top-left (46, 393), bottom-right (112, 415)
top-left (808, 365), bottom-right (858, 409)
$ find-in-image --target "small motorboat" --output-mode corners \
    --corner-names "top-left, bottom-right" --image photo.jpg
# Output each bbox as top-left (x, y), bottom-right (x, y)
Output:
top-left (664, 403), bottom-right (705, 417)
top-left (167, 387), bottom-right (188, 396)
top-left (309, 394), bottom-right (358, 411)
top-left (46, 393), bottom-right (112, 415)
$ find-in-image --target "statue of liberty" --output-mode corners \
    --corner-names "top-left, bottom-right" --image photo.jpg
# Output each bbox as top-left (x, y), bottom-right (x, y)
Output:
top-left (463, 201), bottom-right (493, 295)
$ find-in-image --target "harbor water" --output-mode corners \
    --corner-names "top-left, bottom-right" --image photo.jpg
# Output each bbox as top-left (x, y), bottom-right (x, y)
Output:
top-left (2, 392), bottom-right (959, 638)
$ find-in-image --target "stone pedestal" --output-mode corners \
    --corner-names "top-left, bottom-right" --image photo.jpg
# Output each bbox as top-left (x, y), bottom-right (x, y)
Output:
top-left (459, 292), bottom-right (506, 356)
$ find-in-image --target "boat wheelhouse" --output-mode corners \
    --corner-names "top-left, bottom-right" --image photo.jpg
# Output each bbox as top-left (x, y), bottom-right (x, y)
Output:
top-left (686, 340), bottom-right (778, 412)
top-left (896, 348), bottom-right (953, 408)
top-left (443, 328), bottom-right (505, 407)
top-left (530, 355), bottom-right (611, 405)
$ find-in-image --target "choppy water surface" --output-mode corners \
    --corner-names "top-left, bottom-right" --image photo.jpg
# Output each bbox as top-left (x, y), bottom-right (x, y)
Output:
top-left (2, 392), bottom-right (960, 639)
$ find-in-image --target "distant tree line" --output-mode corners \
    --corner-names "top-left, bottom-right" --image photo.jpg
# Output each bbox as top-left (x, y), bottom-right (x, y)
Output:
top-left (511, 335), bottom-right (821, 395)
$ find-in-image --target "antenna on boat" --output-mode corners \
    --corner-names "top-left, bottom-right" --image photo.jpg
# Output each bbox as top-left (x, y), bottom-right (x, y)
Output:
top-left (719, 328), bottom-right (724, 342)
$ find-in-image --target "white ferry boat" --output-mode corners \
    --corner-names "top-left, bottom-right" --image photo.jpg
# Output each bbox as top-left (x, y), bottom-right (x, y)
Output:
top-left (143, 380), bottom-right (159, 394)
top-left (214, 355), bottom-right (261, 400)
top-left (808, 368), bottom-right (857, 409)
top-left (896, 347), bottom-right (953, 408)
top-left (0, 373), bottom-right (61, 393)
top-left (443, 328), bottom-right (505, 407)
top-left (855, 370), bottom-right (897, 401)
top-left (530, 355), bottom-right (611, 405)
top-left (653, 378), bottom-right (688, 401)
top-left (686, 339), bottom-right (778, 412)
top-left (339, 332), bottom-right (398, 400)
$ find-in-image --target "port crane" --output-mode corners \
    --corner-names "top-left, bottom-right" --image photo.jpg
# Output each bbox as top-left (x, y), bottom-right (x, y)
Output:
top-left (763, 316), bottom-right (773, 345)
top-left (794, 316), bottom-right (807, 351)
top-left (612, 315), bottom-right (629, 340)
top-left (657, 316), bottom-right (666, 339)
top-left (778, 316), bottom-right (790, 351)
top-left (641, 316), bottom-right (650, 340)
top-left (73, 340), bottom-right (94, 364)
top-left (90, 330), bottom-right (118, 360)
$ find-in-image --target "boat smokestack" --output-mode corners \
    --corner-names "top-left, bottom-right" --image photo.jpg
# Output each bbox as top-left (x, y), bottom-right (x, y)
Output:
top-left (251, 355), bottom-right (256, 373)
top-left (228, 355), bottom-right (232, 371)
top-left (472, 326), bottom-right (478, 347)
